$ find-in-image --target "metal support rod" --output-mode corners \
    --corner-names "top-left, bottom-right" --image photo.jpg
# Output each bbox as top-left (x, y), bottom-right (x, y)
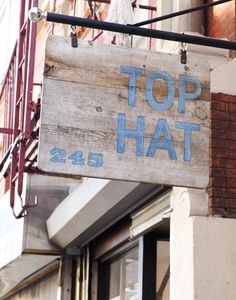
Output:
top-left (133, 0), bottom-right (232, 27)
top-left (10, 0), bottom-right (26, 210)
top-left (0, 128), bottom-right (13, 135)
top-left (83, 0), bottom-right (157, 11)
top-left (44, 12), bottom-right (236, 50)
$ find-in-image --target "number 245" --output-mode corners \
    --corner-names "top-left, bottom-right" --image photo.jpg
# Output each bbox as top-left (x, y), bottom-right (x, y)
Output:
top-left (50, 147), bottom-right (104, 168)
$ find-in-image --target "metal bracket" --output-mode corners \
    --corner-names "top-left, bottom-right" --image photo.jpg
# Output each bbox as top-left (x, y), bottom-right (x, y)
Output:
top-left (70, 25), bottom-right (78, 48)
top-left (28, 101), bottom-right (40, 112)
top-left (0, 128), bottom-right (13, 134)
top-left (12, 195), bottom-right (38, 219)
top-left (180, 42), bottom-right (188, 64)
top-left (29, 7), bottom-right (236, 50)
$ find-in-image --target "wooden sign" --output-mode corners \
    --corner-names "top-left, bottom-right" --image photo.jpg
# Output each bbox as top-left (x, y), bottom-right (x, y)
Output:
top-left (38, 36), bottom-right (210, 188)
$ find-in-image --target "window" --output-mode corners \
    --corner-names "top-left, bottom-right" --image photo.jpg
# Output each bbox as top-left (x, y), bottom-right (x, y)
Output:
top-left (109, 245), bottom-right (139, 300)
top-left (97, 235), bottom-right (169, 300)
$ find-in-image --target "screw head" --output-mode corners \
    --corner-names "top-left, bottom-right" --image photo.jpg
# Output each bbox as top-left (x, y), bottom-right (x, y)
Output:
top-left (28, 7), bottom-right (45, 22)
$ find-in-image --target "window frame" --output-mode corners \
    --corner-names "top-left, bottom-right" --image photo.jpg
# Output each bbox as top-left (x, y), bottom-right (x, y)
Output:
top-left (97, 233), bottom-right (169, 300)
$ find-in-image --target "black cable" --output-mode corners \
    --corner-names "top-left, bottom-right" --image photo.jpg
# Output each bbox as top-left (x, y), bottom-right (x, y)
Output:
top-left (133, 0), bottom-right (232, 27)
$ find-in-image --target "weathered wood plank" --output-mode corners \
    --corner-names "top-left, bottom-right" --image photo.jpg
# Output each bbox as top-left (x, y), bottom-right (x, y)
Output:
top-left (44, 36), bottom-right (210, 101)
top-left (38, 36), bottom-right (210, 188)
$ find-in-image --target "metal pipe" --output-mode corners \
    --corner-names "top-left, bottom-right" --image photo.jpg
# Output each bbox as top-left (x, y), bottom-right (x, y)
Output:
top-left (83, 0), bottom-right (157, 11)
top-left (10, 0), bottom-right (26, 210)
top-left (0, 128), bottom-right (13, 135)
top-left (133, 0), bottom-right (232, 27)
top-left (18, 0), bottom-right (38, 198)
top-left (43, 12), bottom-right (236, 50)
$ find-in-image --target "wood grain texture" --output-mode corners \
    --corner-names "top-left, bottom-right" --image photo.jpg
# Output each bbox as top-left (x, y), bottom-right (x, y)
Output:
top-left (38, 36), bottom-right (210, 188)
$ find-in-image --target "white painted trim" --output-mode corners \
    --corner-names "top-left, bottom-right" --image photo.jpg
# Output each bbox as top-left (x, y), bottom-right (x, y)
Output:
top-left (170, 187), bottom-right (236, 300)
top-left (46, 178), bottom-right (140, 248)
top-left (211, 59), bottom-right (236, 96)
top-left (130, 192), bottom-right (171, 238)
top-left (0, 255), bottom-right (58, 298)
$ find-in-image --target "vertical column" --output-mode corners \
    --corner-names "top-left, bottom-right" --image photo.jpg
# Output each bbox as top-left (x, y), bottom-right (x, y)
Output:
top-left (170, 187), bottom-right (236, 300)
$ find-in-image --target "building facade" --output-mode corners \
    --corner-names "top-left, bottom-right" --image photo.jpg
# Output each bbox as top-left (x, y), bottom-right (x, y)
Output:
top-left (0, 0), bottom-right (236, 299)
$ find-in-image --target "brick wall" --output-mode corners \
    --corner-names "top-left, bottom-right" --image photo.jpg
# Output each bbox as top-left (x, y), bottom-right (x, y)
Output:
top-left (207, 0), bottom-right (236, 216)
top-left (207, 0), bottom-right (236, 57)
top-left (208, 93), bottom-right (236, 217)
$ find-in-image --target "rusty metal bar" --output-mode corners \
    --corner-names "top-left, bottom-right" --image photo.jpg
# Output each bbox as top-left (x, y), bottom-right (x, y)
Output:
top-left (17, 0), bottom-right (32, 199)
top-left (133, 0), bottom-right (232, 27)
top-left (83, 0), bottom-right (157, 11)
top-left (90, 30), bottom-right (103, 41)
top-left (24, 3), bottom-right (38, 139)
top-left (6, 0), bottom-right (39, 218)
top-left (0, 0), bottom-right (39, 218)
top-left (0, 128), bottom-right (13, 134)
top-left (10, 0), bottom-right (26, 210)
top-left (0, 42), bottom-right (17, 101)
top-left (8, 60), bottom-right (14, 146)
top-left (17, 0), bottom-right (39, 209)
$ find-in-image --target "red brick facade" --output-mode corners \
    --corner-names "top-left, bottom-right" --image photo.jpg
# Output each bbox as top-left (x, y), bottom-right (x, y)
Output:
top-left (209, 93), bottom-right (236, 216)
top-left (207, 0), bottom-right (236, 57)
top-left (206, 1), bottom-right (236, 216)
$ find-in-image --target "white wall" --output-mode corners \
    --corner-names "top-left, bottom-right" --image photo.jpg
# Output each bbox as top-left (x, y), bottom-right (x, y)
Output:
top-left (170, 187), bottom-right (236, 300)
top-left (0, 191), bottom-right (24, 269)
top-left (170, 188), bottom-right (196, 300)
top-left (0, 0), bottom-right (20, 81)
top-left (171, 0), bottom-right (204, 34)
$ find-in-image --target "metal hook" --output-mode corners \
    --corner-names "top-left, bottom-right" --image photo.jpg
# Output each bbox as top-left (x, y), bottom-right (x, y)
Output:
top-left (71, 25), bottom-right (76, 32)
top-left (70, 25), bottom-right (78, 48)
top-left (181, 42), bottom-right (188, 50)
top-left (180, 42), bottom-right (188, 64)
